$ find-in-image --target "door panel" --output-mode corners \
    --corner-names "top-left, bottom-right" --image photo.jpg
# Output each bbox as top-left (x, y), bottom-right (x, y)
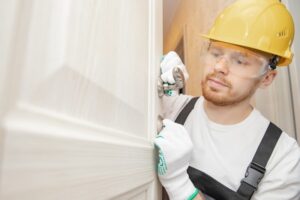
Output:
top-left (0, 0), bottom-right (162, 199)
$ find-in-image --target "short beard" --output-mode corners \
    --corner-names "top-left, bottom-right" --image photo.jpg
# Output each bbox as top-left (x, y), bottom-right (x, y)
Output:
top-left (201, 73), bottom-right (259, 106)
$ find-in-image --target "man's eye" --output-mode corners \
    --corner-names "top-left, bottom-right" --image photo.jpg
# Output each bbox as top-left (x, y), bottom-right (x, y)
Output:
top-left (234, 58), bottom-right (248, 65)
top-left (237, 60), bottom-right (244, 64)
top-left (211, 51), bottom-right (221, 57)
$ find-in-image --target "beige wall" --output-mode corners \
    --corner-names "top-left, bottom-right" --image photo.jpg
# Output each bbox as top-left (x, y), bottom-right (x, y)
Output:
top-left (164, 0), bottom-right (234, 96)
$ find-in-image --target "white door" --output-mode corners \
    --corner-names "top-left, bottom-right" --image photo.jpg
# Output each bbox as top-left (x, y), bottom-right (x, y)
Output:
top-left (0, 0), bottom-right (162, 199)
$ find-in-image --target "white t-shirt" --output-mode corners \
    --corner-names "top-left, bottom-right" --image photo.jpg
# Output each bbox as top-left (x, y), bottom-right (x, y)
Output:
top-left (162, 95), bottom-right (300, 200)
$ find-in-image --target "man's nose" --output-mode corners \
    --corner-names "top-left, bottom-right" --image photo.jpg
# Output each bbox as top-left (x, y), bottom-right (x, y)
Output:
top-left (214, 56), bottom-right (229, 75)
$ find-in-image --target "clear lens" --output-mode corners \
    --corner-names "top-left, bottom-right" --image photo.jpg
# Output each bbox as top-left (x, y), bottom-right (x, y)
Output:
top-left (204, 44), bottom-right (269, 79)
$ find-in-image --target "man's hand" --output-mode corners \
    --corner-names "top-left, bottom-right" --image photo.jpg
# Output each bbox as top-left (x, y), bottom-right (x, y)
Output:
top-left (154, 119), bottom-right (199, 200)
top-left (160, 51), bottom-right (189, 84)
top-left (159, 51), bottom-right (189, 96)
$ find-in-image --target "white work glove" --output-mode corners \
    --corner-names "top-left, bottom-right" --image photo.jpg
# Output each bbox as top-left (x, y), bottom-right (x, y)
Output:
top-left (154, 119), bottom-right (199, 200)
top-left (160, 51), bottom-right (189, 85)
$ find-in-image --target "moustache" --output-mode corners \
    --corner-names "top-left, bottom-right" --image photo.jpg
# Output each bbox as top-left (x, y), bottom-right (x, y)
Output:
top-left (205, 73), bottom-right (232, 88)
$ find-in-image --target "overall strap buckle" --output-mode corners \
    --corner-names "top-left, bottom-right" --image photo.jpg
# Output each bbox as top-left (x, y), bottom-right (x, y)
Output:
top-left (241, 162), bottom-right (266, 190)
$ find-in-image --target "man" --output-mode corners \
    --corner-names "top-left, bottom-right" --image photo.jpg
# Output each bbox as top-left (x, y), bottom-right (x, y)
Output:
top-left (154, 0), bottom-right (300, 199)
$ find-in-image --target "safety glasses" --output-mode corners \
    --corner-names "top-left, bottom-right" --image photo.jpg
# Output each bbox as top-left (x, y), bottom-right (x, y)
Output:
top-left (204, 42), bottom-right (271, 79)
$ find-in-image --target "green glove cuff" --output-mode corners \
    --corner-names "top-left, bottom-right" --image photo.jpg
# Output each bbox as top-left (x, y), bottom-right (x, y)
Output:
top-left (154, 142), bottom-right (168, 176)
top-left (187, 188), bottom-right (199, 200)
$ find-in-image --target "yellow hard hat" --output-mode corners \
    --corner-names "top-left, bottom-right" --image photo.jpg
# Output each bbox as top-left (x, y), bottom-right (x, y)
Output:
top-left (203, 0), bottom-right (295, 66)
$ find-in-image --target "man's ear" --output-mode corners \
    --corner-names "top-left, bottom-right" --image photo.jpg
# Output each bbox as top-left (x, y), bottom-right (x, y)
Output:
top-left (259, 70), bottom-right (277, 89)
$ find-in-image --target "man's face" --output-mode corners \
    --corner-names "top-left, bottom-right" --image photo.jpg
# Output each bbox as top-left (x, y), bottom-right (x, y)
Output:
top-left (201, 41), bottom-right (270, 106)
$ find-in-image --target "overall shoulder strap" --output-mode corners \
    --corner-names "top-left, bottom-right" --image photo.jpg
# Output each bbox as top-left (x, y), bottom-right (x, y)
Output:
top-left (188, 166), bottom-right (241, 200)
top-left (175, 97), bottom-right (200, 125)
top-left (237, 122), bottom-right (282, 199)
